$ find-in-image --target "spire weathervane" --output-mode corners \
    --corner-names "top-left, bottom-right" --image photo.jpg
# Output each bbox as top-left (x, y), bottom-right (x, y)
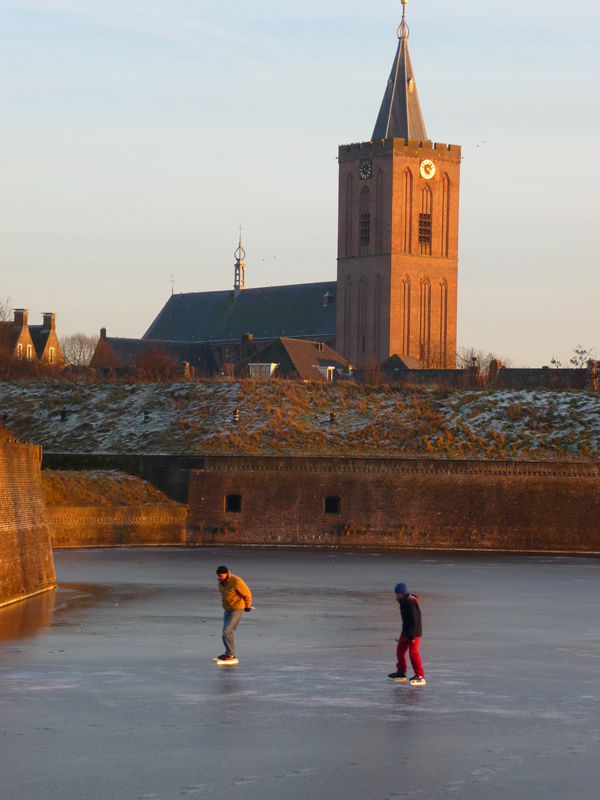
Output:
top-left (234, 221), bottom-right (246, 296)
top-left (398, 0), bottom-right (410, 40)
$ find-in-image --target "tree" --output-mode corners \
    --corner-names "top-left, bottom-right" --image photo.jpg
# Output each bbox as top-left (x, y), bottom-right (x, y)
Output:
top-left (60, 333), bottom-right (99, 366)
top-left (456, 346), bottom-right (513, 377)
top-left (551, 344), bottom-right (595, 369)
top-left (135, 345), bottom-right (181, 382)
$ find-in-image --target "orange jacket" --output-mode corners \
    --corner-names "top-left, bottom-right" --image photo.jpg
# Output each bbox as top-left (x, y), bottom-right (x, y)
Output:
top-left (218, 574), bottom-right (252, 611)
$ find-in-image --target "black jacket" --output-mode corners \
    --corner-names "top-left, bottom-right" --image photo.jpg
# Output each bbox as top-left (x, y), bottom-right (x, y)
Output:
top-left (397, 593), bottom-right (423, 639)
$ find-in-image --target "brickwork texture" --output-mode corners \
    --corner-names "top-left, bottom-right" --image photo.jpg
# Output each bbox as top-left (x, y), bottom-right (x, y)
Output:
top-left (47, 505), bottom-right (188, 548)
top-left (186, 456), bottom-right (600, 553)
top-left (0, 442), bottom-right (56, 606)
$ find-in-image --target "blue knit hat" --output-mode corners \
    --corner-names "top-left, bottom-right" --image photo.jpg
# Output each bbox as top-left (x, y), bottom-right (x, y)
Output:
top-left (394, 583), bottom-right (408, 595)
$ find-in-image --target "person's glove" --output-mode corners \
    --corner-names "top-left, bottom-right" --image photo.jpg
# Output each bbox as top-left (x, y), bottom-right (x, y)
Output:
top-left (244, 607), bottom-right (251, 613)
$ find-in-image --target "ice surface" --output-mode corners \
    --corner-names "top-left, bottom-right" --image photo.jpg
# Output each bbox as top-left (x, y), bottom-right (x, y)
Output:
top-left (1, 547), bottom-right (599, 799)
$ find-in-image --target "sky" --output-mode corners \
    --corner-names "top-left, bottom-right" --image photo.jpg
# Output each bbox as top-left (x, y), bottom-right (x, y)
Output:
top-left (0, 0), bottom-right (598, 367)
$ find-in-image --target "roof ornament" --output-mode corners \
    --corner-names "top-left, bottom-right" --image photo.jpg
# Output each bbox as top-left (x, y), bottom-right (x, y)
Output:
top-left (234, 221), bottom-right (246, 296)
top-left (398, 0), bottom-right (410, 40)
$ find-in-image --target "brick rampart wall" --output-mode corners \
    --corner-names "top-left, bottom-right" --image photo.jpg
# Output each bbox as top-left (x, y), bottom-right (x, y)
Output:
top-left (0, 442), bottom-right (56, 606)
top-left (186, 456), bottom-right (600, 553)
top-left (47, 506), bottom-right (188, 548)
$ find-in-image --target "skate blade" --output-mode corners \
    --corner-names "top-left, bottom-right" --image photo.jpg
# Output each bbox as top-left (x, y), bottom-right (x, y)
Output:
top-left (409, 679), bottom-right (426, 686)
top-left (388, 678), bottom-right (407, 683)
top-left (216, 659), bottom-right (239, 666)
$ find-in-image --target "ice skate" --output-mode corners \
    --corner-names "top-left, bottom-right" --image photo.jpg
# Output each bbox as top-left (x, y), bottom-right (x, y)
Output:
top-left (216, 655), bottom-right (239, 666)
top-left (409, 675), bottom-right (426, 685)
top-left (388, 671), bottom-right (407, 682)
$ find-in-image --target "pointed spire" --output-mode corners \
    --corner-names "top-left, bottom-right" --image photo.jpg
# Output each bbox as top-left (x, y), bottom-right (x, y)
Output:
top-left (372, 0), bottom-right (428, 142)
top-left (234, 222), bottom-right (246, 297)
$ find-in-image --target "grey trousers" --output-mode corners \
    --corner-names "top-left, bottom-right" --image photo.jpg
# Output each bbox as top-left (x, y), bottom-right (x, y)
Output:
top-left (222, 610), bottom-right (244, 656)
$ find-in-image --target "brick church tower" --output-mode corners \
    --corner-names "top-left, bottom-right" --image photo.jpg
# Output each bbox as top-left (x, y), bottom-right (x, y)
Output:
top-left (336, 0), bottom-right (461, 367)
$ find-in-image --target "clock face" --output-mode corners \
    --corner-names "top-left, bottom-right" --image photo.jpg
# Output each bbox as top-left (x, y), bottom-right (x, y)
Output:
top-left (359, 158), bottom-right (373, 180)
top-left (420, 159), bottom-right (436, 180)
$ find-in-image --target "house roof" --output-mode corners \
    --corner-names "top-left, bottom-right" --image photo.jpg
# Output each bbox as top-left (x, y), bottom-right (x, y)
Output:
top-left (372, 8), bottom-right (428, 142)
top-left (0, 322), bottom-right (21, 351)
top-left (381, 353), bottom-right (423, 371)
top-left (91, 337), bottom-right (219, 374)
top-left (237, 337), bottom-right (351, 382)
top-left (142, 281), bottom-right (337, 343)
top-left (28, 325), bottom-right (51, 358)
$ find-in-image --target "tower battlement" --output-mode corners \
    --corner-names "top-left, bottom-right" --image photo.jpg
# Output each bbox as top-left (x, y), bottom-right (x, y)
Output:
top-left (339, 138), bottom-right (461, 163)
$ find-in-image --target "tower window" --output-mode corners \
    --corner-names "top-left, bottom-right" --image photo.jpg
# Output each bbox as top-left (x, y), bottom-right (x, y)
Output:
top-left (225, 495), bottom-right (242, 513)
top-left (27, 345), bottom-right (32, 361)
top-left (360, 213), bottom-right (371, 246)
top-left (418, 213), bottom-right (432, 245)
top-left (324, 496), bottom-right (341, 514)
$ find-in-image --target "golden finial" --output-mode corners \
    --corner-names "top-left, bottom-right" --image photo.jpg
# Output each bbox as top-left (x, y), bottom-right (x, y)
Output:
top-left (398, 0), bottom-right (410, 39)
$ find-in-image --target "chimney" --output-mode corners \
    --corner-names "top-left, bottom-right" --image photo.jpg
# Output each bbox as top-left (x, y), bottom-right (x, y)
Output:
top-left (42, 312), bottom-right (56, 330)
top-left (100, 327), bottom-right (107, 339)
top-left (241, 333), bottom-right (253, 360)
top-left (13, 309), bottom-right (28, 328)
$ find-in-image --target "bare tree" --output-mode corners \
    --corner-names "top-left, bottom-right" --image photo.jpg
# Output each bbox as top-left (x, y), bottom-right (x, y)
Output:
top-left (60, 333), bottom-right (99, 366)
top-left (0, 296), bottom-right (11, 322)
top-left (551, 344), bottom-right (595, 369)
top-left (456, 346), bottom-right (513, 376)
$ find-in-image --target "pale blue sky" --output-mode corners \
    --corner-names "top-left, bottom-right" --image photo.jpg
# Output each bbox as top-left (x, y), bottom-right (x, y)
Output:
top-left (0, 0), bottom-right (598, 366)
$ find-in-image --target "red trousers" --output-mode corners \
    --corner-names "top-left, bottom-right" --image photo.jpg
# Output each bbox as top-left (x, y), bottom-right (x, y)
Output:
top-left (396, 636), bottom-right (424, 677)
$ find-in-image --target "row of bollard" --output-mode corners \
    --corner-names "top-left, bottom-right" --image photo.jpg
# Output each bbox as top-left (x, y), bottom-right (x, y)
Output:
top-left (57, 409), bottom-right (339, 424)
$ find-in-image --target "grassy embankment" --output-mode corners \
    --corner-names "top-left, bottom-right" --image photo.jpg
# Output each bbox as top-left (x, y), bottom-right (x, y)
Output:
top-left (0, 379), bottom-right (599, 461)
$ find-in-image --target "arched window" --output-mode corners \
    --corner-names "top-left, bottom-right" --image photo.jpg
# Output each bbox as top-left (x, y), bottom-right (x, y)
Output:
top-left (359, 186), bottom-right (370, 254)
top-left (357, 276), bottom-right (368, 360)
top-left (345, 173), bottom-right (353, 257)
top-left (375, 169), bottom-right (384, 252)
top-left (439, 278), bottom-right (448, 367)
top-left (343, 275), bottom-right (353, 357)
top-left (441, 173), bottom-right (450, 257)
top-left (419, 276), bottom-right (431, 364)
top-left (373, 274), bottom-right (382, 361)
top-left (403, 169), bottom-right (413, 254)
top-left (419, 185), bottom-right (432, 256)
top-left (402, 275), bottom-right (411, 355)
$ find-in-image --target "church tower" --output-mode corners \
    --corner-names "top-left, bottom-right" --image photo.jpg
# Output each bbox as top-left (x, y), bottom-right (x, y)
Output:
top-left (336, 0), bottom-right (460, 367)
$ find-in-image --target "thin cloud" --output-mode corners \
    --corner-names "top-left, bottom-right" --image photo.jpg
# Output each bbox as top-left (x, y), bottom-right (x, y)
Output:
top-left (0, 0), bottom-right (243, 50)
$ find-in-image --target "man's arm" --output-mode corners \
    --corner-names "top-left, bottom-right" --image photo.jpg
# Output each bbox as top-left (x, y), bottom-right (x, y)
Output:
top-left (235, 578), bottom-right (252, 608)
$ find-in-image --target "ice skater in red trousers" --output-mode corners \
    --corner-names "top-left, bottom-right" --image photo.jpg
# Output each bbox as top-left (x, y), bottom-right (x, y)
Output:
top-left (388, 582), bottom-right (426, 685)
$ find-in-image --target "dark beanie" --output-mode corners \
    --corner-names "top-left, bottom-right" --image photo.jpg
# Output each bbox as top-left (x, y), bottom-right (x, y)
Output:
top-left (216, 566), bottom-right (229, 575)
top-left (394, 583), bottom-right (408, 595)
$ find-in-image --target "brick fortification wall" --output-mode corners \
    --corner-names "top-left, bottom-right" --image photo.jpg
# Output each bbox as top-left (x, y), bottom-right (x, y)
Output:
top-left (0, 443), bottom-right (56, 607)
top-left (186, 457), bottom-right (600, 553)
top-left (47, 506), bottom-right (188, 548)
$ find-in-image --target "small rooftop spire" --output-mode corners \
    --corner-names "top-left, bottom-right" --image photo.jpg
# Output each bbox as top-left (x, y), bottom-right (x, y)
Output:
top-left (372, 0), bottom-right (428, 142)
top-left (234, 221), bottom-right (246, 297)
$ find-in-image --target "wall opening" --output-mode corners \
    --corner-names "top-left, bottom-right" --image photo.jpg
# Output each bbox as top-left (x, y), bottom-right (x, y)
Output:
top-left (324, 496), bottom-right (341, 514)
top-left (225, 495), bottom-right (242, 513)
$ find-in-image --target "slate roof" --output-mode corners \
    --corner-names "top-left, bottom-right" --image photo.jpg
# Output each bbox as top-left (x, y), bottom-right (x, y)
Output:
top-left (142, 281), bottom-right (337, 343)
top-left (372, 14), bottom-right (428, 142)
top-left (237, 337), bottom-right (351, 382)
top-left (381, 353), bottom-right (423, 371)
top-left (28, 326), bottom-right (51, 359)
top-left (91, 337), bottom-right (219, 375)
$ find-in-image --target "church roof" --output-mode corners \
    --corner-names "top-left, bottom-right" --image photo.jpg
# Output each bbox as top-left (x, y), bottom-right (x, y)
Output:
top-left (143, 281), bottom-right (337, 343)
top-left (91, 336), bottom-right (219, 374)
top-left (372, 5), bottom-right (428, 142)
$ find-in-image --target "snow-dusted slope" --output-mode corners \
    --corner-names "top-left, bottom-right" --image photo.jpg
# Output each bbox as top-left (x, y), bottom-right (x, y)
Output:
top-left (1, 380), bottom-right (599, 460)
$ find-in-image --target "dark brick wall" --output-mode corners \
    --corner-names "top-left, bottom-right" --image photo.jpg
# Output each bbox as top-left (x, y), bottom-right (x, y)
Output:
top-left (186, 456), bottom-right (600, 553)
top-left (0, 443), bottom-right (56, 606)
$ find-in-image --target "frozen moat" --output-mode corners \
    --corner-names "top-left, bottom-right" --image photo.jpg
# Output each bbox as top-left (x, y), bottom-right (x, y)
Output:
top-left (1, 547), bottom-right (600, 800)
